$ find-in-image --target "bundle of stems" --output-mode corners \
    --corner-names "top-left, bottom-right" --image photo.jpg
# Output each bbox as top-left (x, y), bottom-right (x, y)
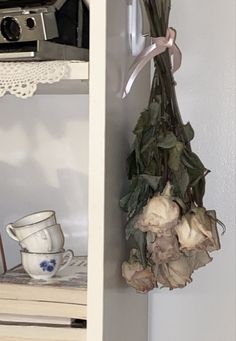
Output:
top-left (121, 1), bottom-right (224, 291)
top-left (144, 0), bottom-right (191, 160)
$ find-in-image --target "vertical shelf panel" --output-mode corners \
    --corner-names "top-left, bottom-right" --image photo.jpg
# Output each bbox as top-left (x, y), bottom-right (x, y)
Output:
top-left (87, 0), bottom-right (106, 340)
top-left (88, 0), bottom-right (150, 340)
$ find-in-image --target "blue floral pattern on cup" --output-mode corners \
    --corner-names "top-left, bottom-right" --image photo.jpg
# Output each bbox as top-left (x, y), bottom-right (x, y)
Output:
top-left (40, 259), bottom-right (56, 272)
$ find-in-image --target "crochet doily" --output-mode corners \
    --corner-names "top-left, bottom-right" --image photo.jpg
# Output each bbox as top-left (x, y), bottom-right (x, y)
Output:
top-left (0, 61), bottom-right (70, 98)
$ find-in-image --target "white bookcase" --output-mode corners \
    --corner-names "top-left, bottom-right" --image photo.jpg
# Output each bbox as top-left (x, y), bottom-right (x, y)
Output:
top-left (0, 0), bottom-right (150, 340)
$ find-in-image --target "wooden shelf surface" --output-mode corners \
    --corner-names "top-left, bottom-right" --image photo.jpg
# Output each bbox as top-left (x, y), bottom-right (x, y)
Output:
top-left (0, 324), bottom-right (86, 341)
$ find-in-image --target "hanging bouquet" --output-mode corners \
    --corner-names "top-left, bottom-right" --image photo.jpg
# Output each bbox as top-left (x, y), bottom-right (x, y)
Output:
top-left (120, 0), bottom-right (225, 291)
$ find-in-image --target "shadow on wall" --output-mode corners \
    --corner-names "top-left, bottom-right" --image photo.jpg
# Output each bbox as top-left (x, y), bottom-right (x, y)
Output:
top-left (0, 95), bottom-right (88, 144)
top-left (0, 95), bottom-right (89, 268)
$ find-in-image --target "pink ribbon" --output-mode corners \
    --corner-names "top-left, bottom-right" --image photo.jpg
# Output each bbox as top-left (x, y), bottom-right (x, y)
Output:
top-left (122, 28), bottom-right (182, 98)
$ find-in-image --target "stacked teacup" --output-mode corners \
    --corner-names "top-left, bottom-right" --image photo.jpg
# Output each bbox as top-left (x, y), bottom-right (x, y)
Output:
top-left (6, 210), bottom-right (73, 280)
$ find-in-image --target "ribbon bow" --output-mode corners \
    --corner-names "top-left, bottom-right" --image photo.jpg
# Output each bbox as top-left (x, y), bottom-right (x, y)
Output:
top-left (122, 28), bottom-right (182, 98)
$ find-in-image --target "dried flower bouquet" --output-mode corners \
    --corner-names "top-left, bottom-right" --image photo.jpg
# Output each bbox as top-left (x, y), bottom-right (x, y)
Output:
top-left (121, 0), bottom-right (224, 292)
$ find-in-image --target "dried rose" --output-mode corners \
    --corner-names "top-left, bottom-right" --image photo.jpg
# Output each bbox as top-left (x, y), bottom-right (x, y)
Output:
top-left (135, 182), bottom-right (180, 233)
top-left (122, 249), bottom-right (157, 293)
top-left (147, 230), bottom-right (181, 264)
top-left (204, 210), bottom-right (221, 252)
top-left (175, 208), bottom-right (220, 252)
top-left (155, 255), bottom-right (193, 289)
top-left (187, 250), bottom-right (212, 271)
top-left (175, 215), bottom-right (205, 250)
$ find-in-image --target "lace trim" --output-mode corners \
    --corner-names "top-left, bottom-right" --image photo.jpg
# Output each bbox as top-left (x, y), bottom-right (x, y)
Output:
top-left (0, 61), bottom-right (70, 98)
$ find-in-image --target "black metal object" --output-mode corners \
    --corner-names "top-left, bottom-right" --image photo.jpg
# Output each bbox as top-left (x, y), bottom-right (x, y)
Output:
top-left (0, 0), bottom-right (89, 48)
top-left (0, 0), bottom-right (64, 10)
top-left (53, 0), bottom-right (89, 48)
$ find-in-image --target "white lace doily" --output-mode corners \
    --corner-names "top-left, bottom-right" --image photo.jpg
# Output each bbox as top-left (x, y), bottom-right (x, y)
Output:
top-left (0, 61), bottom-right (70, 98)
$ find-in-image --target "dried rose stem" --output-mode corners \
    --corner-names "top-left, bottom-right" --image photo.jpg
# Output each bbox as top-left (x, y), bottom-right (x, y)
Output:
top-left (144, 0), bottom-right (190, 146)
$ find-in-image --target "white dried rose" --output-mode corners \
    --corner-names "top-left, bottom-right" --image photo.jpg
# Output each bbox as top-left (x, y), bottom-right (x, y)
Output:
top-left (175, 215), bottom-right (205, 250)
top-left (147, 230), bottom-right (181, 264)
top-left (135, 182), bottom-right (180, 233)
top-left (122, 249), bottom-right (156, 293)
top-left (175, 208), bottom-right (220, 252)
top-left (155, 255), bottom-right (193, 289)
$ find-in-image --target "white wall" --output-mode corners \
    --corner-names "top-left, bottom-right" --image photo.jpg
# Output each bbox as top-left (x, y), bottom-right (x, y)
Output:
top-left (0, 95), bottom-right (89, 269)
top-left (149, 1), bottom-right (236, 341)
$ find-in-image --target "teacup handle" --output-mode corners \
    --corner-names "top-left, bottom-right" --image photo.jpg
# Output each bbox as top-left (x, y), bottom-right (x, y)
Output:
top-left (58, 250), bottom-right (74, 272)
top-left (6, 224), bottom-right (19, 242)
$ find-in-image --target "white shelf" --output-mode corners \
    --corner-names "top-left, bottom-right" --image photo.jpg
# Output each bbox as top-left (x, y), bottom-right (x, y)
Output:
top-left (36, 61), bottom-right (89, 95)
top-left (64, 61), bottom-right (89, 80)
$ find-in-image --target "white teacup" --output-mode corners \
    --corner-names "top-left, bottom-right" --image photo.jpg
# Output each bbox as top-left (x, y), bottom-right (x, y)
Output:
top-left (20, 224), bottom-right (65, 253)
top-left (6, 210), bottom-right (56, 242)
top-left (21, 249), bottom-right (74, 280)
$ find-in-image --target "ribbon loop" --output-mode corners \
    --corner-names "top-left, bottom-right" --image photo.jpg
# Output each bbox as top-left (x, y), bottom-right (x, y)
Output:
top-left (122, 28), bottom-right (182, 98)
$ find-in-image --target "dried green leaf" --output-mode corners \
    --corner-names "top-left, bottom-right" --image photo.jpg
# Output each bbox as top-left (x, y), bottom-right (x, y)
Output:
top-left (192, 176), bottom-right (206, 207)
top-left (173, 196), bottom-right (187, 213)
top-left (182, 149), bottom-right (205, 171)
top-left (125, 215), bottom-right (140, 240)
top-left (120, 193), bottom-right (132, 211)
top-left (181, 149), bottom-right (208, 189)
top-left (168, 141), bottom-right (184, 171)
top-left (142, 127), bottom-right (156, 148)
top-left (140, 174), bottom-right (161, 191)
top-left (183, 122), bottom-right (194, 142)
top-left (188, 169), bottom-right (205, 187)
top-left (149, 101), bottom-right (161, 125)
top-left (133, 110), bottom-right (149, 136)
top-left (136, 182), bottom-right (151, 212)
top-left (133, 229), bottom-right (147, 267)
top-left (134, 139), bottom-right (145, 171)
top-left (172, 164), bottom-right (190, 201)
top-left (141, 136), bottom-right (156, 153)
top-left (120, 177), bottom-right (141, 217)
top-left (146, 158), bottom-right (158, 176)
top-left (157, 132), bottom-right (177, 149)
top-left (126, 150), bottom-right (137, 179)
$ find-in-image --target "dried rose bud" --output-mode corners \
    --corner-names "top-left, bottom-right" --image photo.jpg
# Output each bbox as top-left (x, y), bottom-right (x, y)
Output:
top-left (135, 182), bottom-right (180, 233)
top-left (175, 208), bottom-right (220, 252)
top-left (147, 230), bottom-right (181, 264)
top-left (155, 255), bottom-right (193, 289)
top-left (122, 249), bottom-right (156, 293)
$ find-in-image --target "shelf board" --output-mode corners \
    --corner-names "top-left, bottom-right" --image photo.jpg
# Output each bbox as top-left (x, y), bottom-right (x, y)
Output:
top-left (65, 61), bottom-right (89, 80)
top-left (36, 61), bottom-right (89, 95)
